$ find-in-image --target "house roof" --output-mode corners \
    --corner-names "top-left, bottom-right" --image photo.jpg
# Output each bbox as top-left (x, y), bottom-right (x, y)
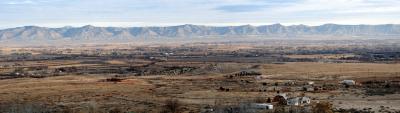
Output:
top-left (287, 97), bottom-right (311, 105)
top-left (287, 97), bottom-right (300, 105)
top-left (299, 97), bottom-right (310, 101)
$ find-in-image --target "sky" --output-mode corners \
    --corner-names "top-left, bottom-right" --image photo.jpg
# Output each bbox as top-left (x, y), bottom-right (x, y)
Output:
top-left (1, 0), bottom-right (400, 28)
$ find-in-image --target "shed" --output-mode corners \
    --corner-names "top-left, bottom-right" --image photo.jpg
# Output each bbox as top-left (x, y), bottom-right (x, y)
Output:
top-left (285, 80), bottom-right (295, 86)
top-left (341, 80), bottom-right (356, 86)
top-left (287, 97), bottom-right (311, 106)
top-left (299, 97), bottom-right (311, 105)
top-left (250, 103), bottom-right (273, 110)
top-left (287, 97), bottom-right (300, 106)
top-left (308, 81), bottom-right (315, 85)
top-left (303, 85), bottom-right (315, 92)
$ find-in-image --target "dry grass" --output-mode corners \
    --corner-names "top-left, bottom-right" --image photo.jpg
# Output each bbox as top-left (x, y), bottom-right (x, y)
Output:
top-left (0, 75), bottom-right (157, 112)
top-left (261, 62), bottom-right (400, 80)
top-left (1, 62), bottom-right (400, 112)
top-left (106, 60), bottom-right (127, 65)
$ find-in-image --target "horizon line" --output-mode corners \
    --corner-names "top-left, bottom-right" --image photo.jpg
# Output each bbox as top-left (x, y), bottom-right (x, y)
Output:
top-left (1, 23), bottom-right (400, 30)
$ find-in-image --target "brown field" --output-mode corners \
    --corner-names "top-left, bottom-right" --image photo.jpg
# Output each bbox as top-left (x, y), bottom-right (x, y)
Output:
top-left (1, 61), bottom-right (400, 112)
top-left (262, 62), bottom-right (400, 80)
top-left (1, 44), bottom-right (400, 113)
top-left (285, 54), bottom-right (356, 59)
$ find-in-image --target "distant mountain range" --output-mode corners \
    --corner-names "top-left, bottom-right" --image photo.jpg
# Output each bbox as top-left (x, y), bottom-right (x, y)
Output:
top-left (1, 24), bottom-right (400, 41)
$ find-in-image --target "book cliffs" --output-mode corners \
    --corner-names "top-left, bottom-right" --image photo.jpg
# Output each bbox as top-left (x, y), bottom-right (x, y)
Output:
top-left (1, 24), bottom-right (400, 41)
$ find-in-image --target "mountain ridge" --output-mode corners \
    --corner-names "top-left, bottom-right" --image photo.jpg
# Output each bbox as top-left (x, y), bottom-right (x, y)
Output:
top-left (1, 24), bottom-right (400, 41)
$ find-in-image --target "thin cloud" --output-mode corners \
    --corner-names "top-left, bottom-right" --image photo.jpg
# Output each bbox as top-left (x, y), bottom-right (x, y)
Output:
top-left (4, 0), bottom-right (60, 5)
top-left (215, 5), bottom-right (265, 12)
top-left (6, 0), bottom-right (35, 5)
top-left (0, 0), bottom-right (400, 28)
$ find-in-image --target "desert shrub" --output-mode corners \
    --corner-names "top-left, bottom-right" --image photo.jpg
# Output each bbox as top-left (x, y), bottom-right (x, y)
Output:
top-left (273, 105), bottom-right (286, 113)
top-left (103, 77), bottom-right (124, 83)
top-left (288, 106), bottom-right (300, 113)
top-left (161, 99), bottom-right (182, 113)
top-left (267, 97), bottom-right (272, 103)
top-left (108, 108), bottom-right (123, 113)
top-left (262, 82), bottom-right (268, 86)
top-left (312, 102), bottom-right (333, 113)
top-left (233, 71), bottom-right (261, 77)
top-left (334, 108), bottom-right (374, 113)
top-left (219, 87), bottom-right (225, 91)
top-left (365, 88), bottom-right (397, 96)
top-left (273, 96), bottom-right (287, 106)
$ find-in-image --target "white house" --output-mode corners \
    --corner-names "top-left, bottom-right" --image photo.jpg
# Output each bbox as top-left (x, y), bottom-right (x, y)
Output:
top-left (303, 85), bottom-right (315, 92)
top-left (287, 97), bottom-right (300, 106)
top-left (341, 80), bottom-right (356, 85)
top-left (287, 97), bottom-right (311, 106)
top-left (299, 97), bottom-right (311, 105)
top-left (308, 81), bottom-right (315, 85)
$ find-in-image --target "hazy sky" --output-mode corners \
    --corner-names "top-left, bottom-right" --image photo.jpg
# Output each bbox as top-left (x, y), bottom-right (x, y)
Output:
top-left (1, 0), bottom-right (400, 28)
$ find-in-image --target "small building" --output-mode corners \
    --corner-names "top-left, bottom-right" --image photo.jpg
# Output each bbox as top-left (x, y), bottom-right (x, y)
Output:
top-left (308, 81), bottom-right (315, 85)
top-left (201, 105), bottom-right (214, 113)
top-left (287, 97), bottom-right (300, 106)
top-left (285, 80), bottom-right (295, 86)
top-left (287, 97), bottom-right (311, 106)
top-left (250, 103), bottom-right (273, 110)
top-left (303, 85), bottom-right (315, 92)
top-left (299, 97), bottom-right (311, 105)
top-left (341, 80), bottom-right (356, 86)
top-left (313, 86), bottom-right (323, 91)
top-left (255, 76), bottom-right (262, 80)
